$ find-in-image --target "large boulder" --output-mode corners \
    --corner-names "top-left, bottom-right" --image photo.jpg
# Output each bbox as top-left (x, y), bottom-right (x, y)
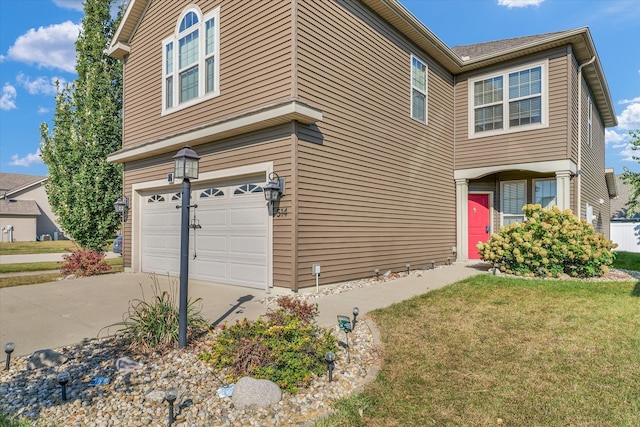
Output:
top-left (231, 376), bottom-right (282, 410)
top-left (27, 349), bottom-right (68, 370)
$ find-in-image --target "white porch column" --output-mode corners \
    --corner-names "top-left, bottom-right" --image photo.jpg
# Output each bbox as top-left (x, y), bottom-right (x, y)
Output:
top-left (455, 178), bottom-right (469, 262)
top-left (555, 170), bottom-right (572, 210)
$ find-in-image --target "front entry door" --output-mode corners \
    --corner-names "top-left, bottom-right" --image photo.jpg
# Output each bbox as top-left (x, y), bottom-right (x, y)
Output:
top-left (468, 193), bottom-right (490, 259)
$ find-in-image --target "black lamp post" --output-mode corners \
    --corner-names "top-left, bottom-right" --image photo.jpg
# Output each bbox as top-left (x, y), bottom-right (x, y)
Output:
top-left (114, 197), bottom-right (129, 222)
top-left (165, 387), bottom-right (178, 426)
top-left (173, 145), bottom-right (200, 348)
top-left (4, 342), bottom-right (15, 370)
top-left (325, 351), bottom-right (336, 382)
top-left (57, 371), bottom-right (70, 401)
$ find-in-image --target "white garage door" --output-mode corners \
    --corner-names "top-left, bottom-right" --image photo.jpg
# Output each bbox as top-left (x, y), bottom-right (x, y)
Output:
top-left (141, 180), bottom-right (268, 288)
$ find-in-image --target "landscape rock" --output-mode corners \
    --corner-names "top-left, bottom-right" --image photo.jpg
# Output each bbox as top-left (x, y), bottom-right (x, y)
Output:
top-left (27, 349), bottom-right (67, 370)
top-left (231, 377), bottom-right (282, 410)
top-left (115, 356), bottom-right (142, 374)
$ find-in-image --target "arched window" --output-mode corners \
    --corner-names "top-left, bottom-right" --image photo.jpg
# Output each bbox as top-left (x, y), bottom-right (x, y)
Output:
top-left (162, 6), bottom-right (220, 113)
top-left (234, 184), bottom-right (263, 195)
top-left (148, 194), bottom-right (165, 203)
top-left (200, 188), bottom-right (224, 198)
top-left (171, 192), bottom-right (182, 201)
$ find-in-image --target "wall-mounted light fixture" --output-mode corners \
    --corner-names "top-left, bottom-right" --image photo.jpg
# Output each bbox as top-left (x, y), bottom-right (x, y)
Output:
top-left (264, 172), bottom-right (286, 217)
top-left (114, 197), bottom-right (129, 222)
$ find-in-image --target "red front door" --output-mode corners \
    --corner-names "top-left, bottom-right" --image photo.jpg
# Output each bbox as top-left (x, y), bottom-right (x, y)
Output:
top-left (468, 194), bottom-right (490, 259)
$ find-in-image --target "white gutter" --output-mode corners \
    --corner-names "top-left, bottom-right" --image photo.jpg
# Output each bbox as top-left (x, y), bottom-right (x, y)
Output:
top-left (576, 55), bottom-right (596, 219)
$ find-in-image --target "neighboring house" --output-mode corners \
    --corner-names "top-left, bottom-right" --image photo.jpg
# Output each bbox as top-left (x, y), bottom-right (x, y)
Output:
top-left (0, 173), bottom-right (64, 242)
top-left (106, 0), bottom-right (617, 291)
top-left (610, 175), bottom-right (640, 253)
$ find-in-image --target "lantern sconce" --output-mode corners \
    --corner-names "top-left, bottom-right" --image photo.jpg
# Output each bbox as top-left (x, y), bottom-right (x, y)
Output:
top-left (263, 172), bottom-right (287, 217)
top-left (114, 197), bottom-right (129, 222)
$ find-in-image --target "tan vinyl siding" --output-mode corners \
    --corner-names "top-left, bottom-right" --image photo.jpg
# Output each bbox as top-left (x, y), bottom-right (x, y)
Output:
top-left (122, 0), bottom-right (293, 147)
top-left (121, 125), bottom-right (295, 287)
top-left (295, 0), bottom-right (455, 288)
top-left (579, 82), bottom-right (610, 237)
top-left (454, 50), bottom-right (570, 170)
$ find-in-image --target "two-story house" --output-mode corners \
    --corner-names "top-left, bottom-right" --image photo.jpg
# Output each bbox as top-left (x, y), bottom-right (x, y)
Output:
top-left (106, 0), bottom-right (617, 292)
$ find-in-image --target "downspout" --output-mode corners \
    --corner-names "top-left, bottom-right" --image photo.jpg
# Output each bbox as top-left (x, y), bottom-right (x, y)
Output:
top-left (576, 56), bottom-right (595, 219)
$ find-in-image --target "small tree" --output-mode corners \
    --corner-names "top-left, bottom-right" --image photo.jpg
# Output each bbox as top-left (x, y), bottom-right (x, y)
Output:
top-left (621, 129), bottom-right (640, 217)
top-left (40, 0), bottom-right (123, 250)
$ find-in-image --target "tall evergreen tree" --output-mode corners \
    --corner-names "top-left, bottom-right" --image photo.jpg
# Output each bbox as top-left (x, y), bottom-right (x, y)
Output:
top-left (40, 0), bottom-right (123, 250)
top-left (621, 130), bottom-right (640, 217)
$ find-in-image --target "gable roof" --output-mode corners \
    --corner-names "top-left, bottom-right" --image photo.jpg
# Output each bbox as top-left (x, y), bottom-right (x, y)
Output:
top-left (0, 199), bottom-right (41, 216)
top-left (0, 172), bottom-right (47, 196)
top-left (107, 0), bottom-right (616, 128)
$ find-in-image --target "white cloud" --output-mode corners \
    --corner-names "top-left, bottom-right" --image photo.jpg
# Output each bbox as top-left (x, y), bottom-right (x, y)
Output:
top-left (605, 129), bottom-right (628, 146)
top-left (38, 107), bottom-right (50, 114)
top-left (0, 83), bottom-right (17, 110)
top-left (6, 21), bottom-right (80, 73)
top-left (16, 73), bottom-right (65, 96)
top-left (616, 101), bottom-right (640, 130)
top-left (619, 97), bottom-right (640, 105)
top-left (10, 149), bottom-right (43, 167)
top-left (53, 0), bottom-right (84, 12)
top-left (497, 0), bottom-right (544, 8)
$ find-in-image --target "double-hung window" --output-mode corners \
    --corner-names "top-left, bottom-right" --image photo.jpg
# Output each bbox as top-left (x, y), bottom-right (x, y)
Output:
top-left (163, 6), bottom-right (220, 114)
top-left (533, 179), bottom-right (557, 209)
top-left (411, 55), bottom-right (427, 123)
top-left (470, 61), bottom-right (547, 136)
top-left (501, 180), bottom-right (526, 226)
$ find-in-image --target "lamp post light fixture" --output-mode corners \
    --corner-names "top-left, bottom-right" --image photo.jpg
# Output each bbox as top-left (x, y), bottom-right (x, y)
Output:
top-left (172, 145), bottom-right (200, 349)
top-left (57, 370), bottom-right (70, 401)
top-left (4, 342), bottom-right (15, 370)
top-left (165, 387), bottom-right (178, 426)
top-left (114, 197), bottom-right (129, 222)
top-left (324, 351), bottom-right (336, 382)
top-left (352, 307), bottom-right (359, 329)
top-left (263, 172), bottom-right (286, 217)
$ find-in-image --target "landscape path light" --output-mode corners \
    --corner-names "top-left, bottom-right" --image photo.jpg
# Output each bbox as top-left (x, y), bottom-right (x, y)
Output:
top-left (57, 370), bottom-right (70, 401)
top-left (338, 315), bottom-right (353, 363)
top-left (4, 342), bottom-right (15, 370)
top-left (165, 387), bottom-right (178, 426)
top-left (352, 307), bottom-right (359, 329)
top-left (172, 145), bottom-right (200, 348)
top-left (325, 351), bottom-right (336, 382)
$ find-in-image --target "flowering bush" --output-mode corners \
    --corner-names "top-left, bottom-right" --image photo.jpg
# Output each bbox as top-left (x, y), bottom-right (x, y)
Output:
top-left (60, 249), bottom-right (112, 276)
top-left (477, 204), bottom-right (617, 278)
top-left (199, 297), bottom-right (336, 393)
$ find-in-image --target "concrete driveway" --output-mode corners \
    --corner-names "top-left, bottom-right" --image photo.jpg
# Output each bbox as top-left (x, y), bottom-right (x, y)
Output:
top-left (0, 263), bottom-right (487, 357)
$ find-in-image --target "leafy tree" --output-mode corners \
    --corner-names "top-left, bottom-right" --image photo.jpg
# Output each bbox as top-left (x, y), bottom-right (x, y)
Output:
top-left (621, 130), bottom-right (640, 217)
top-left (40, 0), bottom-right (123, 250)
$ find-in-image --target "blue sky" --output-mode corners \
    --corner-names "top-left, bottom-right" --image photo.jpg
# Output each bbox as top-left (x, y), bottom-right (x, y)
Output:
top-left (1, 0), bottom-right (639, 177)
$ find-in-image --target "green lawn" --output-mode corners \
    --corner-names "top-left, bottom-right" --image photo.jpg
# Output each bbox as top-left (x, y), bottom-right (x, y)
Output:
top-left (613, 251), bottom-right (640, 271)
top-left (318, 274), bottom-right (640, 426)
top-left (0, 240), bottom-right (78, 255)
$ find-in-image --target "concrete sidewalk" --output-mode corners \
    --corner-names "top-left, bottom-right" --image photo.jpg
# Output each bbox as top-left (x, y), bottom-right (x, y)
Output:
top-left (0, 263), bottom-right (488, 357)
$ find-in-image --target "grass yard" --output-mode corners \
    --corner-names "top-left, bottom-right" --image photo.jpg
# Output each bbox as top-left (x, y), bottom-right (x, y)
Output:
top-left (0, 240), bottom-right (78, 255)
top-left (318, 274), bottom-right (640, 426)
top-left (613, 251), bottom-right (640, 271)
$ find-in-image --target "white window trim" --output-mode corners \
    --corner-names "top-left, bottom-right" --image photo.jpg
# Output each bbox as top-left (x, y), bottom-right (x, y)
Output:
top-left (410, 54), bottom-right (428, 124)
top-left (468, 60), bottom-right (549, 139)
top-left (162, 6), bottom-right (220, 116)
top-left (532, 178), bottom-right (557, 209)
top-left (587, 93), bottom-right (593, 147)
top-left (500, 180), bottom-right (527, 226)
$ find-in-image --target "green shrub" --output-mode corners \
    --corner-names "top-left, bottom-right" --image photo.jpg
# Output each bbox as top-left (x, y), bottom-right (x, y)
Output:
top-left (200, 296), bottom-right (337, 393)
top-left (477, 204), bottom-right (617, 278)
top-left (109, 275), bottom-right (210, 354)
top-left (60, 249), bottom-right (111, 276)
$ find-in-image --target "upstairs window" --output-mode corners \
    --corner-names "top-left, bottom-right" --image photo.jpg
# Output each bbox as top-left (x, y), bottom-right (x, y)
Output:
top-left (163, 6), bottom-right (220, 114)
top-left (470, 61), bottom-right (547, 137)
top-left (411, 55), bottom-right (427, 123)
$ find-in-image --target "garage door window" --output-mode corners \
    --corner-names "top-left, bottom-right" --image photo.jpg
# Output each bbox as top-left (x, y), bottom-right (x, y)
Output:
top-left (171, 193), bottom-right (182, 201)
top-left (148, 194), bottom-right (165, 203)
top-left (234, 184), bottom-right (263, 195)
top-left (200, 188), bottom-right (224, 198)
